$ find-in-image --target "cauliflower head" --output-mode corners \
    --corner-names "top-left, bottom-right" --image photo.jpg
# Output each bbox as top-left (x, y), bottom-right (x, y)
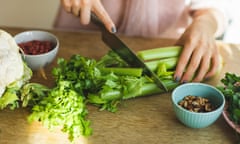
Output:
top-left (0, 30), bottom-right (25, 96)
top-left (0, 30), bottom-right (32, 110)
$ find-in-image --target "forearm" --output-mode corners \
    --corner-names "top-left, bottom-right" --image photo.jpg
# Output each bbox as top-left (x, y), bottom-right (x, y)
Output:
top-left (190, 8), bottom-right (227, 38)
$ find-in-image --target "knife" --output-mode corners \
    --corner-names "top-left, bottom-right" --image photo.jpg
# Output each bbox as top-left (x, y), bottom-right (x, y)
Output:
top-left (91, 14), bottom-right (168, 92)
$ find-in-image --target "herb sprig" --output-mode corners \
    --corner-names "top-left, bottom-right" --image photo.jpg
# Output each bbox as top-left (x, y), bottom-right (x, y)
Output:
top-left (218, 72), bottom-right (240, 124)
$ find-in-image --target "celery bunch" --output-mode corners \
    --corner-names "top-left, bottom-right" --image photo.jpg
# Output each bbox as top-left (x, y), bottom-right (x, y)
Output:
top-left (87, 46), bottom-right (182, 111)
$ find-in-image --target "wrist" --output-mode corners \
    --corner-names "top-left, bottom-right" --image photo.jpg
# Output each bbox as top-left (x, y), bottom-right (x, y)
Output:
top-left (191, 8), bottom-right (225, 37)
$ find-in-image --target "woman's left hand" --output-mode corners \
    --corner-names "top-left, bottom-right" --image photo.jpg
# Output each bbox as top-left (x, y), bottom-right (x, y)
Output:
top-left (174, 9), bottom-right (221, 83)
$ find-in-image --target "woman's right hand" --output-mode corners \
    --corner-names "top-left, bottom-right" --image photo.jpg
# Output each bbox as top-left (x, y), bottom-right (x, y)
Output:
top-left (61, 0), bottom-right (116, 33)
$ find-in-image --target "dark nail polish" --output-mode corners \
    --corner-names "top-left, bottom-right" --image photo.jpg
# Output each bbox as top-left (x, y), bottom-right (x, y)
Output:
top-left (204, 77), bottom-right (210, 81)
top-left (111, 27), bottom-right (117, 33)
top-left (175, 76), bottom-right (180, 82)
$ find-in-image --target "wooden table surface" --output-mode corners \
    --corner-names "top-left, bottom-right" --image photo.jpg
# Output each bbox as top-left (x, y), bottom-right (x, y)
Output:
top-left (0, 27), bottom-right (239, 144)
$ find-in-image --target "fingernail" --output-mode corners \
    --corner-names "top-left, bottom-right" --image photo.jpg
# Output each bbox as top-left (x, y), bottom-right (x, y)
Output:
top-left (204, 76), bottom-right (211, 81)
top-left (111, 26), bottom-right (117, 33)
top-left (175, 76), bottom-right (180, 82)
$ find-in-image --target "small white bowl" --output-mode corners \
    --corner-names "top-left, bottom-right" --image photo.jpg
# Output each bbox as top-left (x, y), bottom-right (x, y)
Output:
top-left (14, 30), bottom-right (59, 70)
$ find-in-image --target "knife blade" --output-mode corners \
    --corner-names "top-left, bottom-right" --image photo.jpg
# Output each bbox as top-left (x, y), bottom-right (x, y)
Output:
top-left (91, 14), bottom-right (168, 91)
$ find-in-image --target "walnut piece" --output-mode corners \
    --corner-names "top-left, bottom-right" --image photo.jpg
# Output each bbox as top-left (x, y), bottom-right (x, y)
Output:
top-left (178, 95), bottom-right (215, 113)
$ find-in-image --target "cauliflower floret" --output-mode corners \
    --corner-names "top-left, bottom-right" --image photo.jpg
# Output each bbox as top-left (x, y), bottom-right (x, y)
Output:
top-left (0, 30), bottom-right (24, 97)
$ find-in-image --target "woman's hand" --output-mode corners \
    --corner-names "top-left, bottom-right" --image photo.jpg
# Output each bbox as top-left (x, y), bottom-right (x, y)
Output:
top-left (174, 9), bottom-right (221, 83)
top-left (61, 0), bottom-right (116, 33)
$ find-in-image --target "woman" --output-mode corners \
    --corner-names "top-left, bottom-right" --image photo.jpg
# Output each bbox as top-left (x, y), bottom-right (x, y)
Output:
top-left (54, 0), bottom-right (228, 83)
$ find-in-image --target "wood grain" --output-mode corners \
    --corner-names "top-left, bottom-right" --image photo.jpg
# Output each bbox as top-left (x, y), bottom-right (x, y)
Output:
top-left (0, 27), bottom-right (239, 144)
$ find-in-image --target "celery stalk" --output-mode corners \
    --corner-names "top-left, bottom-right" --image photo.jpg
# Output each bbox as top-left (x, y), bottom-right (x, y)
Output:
top-left (137, 46), bottom-right (182, 61)
top-left (122, 83), bottom-right (161, 100)
top-left (145, 57), bottom-right (178, 71)
top-left (99, 67), bottom-right (143, 77)
top-left (88, 79), bottom-right (179, 103)
top-left (100, 90), bottom-right (121, 101)
top-left (123, 80), bottom-right (179, 99)
top-left (88, 80), bottom-right (178, 112)
top-left (91, 80), bottom-right (179, 101)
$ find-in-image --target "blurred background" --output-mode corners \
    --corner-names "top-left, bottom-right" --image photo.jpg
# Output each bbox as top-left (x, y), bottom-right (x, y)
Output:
top-left (0, 0), bottom-right (60, 29)
top-left (0, 0), bottom-right (239, 44)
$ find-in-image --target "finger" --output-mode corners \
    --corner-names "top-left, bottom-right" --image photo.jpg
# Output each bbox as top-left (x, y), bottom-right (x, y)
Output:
top-left (72, 0), bottom-right (81, 16)
top-left (92, 1), bottom-right (116, 33)
top-left (192, 54), bottom-right (211, 82)
top-left (181, 49), bottom-right (202, 83)
top-left (80, 0), bottom-right (91, 25)
top-left (61, 0), bottom-right (72, 12)
top-left (174, 42), bottom-right (193, 82)
top-left (205, 52), bottom-right (221, 78)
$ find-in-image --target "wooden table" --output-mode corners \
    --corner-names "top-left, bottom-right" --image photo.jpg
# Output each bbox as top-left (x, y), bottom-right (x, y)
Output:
top-left (0, 27), bottom-right (239, 144)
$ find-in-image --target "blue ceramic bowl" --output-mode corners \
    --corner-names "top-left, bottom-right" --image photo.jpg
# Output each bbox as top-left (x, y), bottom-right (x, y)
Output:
top-left (171, 83), bottom-right (225, 128)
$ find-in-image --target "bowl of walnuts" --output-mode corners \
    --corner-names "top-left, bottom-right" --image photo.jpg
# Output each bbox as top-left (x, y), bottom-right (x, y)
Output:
top-left (171, 82), bottom-right (225, 128)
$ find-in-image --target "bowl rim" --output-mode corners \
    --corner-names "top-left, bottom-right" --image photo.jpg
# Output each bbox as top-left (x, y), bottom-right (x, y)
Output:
top-left (172, 82), bottom-right (225, 115)
top-left (14, 30), bottom-right (59, 57)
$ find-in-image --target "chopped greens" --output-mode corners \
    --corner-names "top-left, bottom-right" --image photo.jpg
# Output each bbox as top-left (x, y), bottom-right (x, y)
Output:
top-left (28, 81), bottom-right (91, 141)
top-left (217, 72), bottom-right (240, 124)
